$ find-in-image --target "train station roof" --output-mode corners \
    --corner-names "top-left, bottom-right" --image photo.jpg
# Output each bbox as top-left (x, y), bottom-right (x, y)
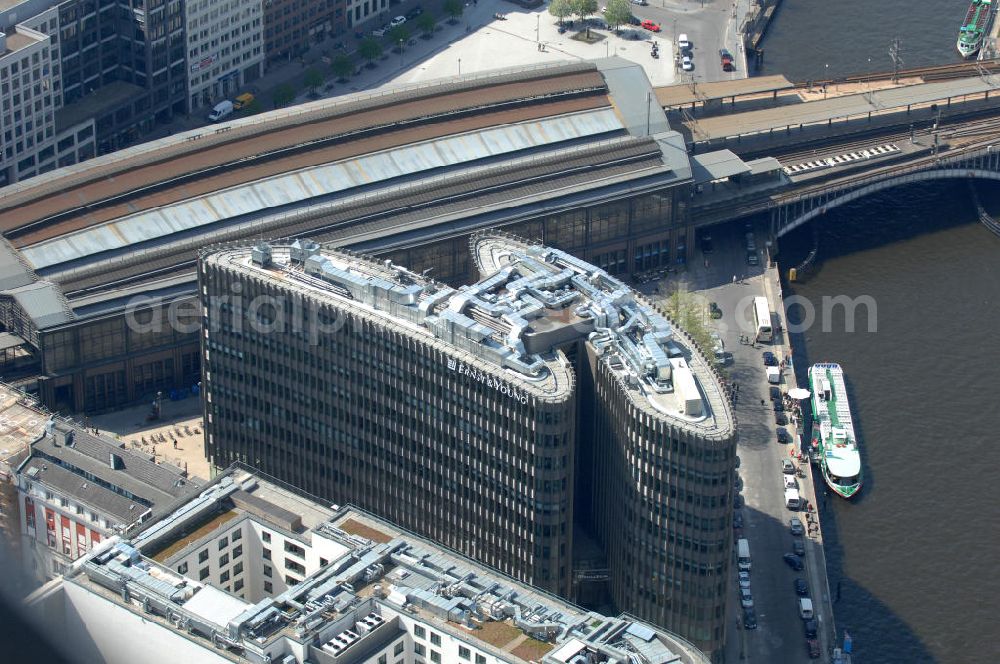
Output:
top-left (653, 74), bottom-right (794, 107)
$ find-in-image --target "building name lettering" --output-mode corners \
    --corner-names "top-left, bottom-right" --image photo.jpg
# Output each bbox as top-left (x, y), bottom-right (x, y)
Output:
top-left (447, 358), bottom-right (529, 404)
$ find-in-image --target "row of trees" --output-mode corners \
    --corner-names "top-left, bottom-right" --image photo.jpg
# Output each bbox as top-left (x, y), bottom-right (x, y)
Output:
top-left (270, 6), bottom-right (456, 109)
top-left (549, 0), bottom-right (633, 31)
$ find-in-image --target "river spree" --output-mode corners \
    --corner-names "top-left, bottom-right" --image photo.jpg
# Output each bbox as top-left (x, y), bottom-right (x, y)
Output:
top-left (779, 181), bottom-right (1000, 664)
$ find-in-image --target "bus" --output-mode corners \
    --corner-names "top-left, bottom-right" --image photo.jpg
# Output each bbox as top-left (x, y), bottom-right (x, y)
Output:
top-left (753, 296), bottom-right (772, 342)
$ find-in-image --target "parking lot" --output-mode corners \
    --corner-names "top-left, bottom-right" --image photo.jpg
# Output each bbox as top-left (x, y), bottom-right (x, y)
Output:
top-left (647, 221), bottom-right (834, 662)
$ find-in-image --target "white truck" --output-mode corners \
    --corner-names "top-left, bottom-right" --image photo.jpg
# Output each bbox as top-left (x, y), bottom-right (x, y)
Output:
top-left (737, 538), bottom-right (751, 571)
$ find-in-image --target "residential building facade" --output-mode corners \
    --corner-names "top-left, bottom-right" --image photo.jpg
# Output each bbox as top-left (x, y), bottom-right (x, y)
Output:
top-left (199, 235), bottom-right (737, 655)
top-left (263, 0), bottom-right (342, 66)
top-left (15, 418), bottom-right (200, 581)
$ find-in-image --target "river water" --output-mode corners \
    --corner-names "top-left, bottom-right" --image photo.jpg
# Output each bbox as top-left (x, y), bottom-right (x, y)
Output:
top-left (759, 4), bottom-right (999, 663)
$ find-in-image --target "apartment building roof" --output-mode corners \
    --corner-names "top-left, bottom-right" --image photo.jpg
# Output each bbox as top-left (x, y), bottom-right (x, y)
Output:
top-left (68, 468), bottom-right (709, 664)
top-left (20, 420), bottom-right (201, 525)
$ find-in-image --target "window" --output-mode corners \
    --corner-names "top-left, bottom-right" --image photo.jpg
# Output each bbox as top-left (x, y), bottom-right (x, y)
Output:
top-left (394, 642), bottom-right (404, 656)
top-left (233, 579), bottom-right (243, 592)
top-left (233, 544), bottom-right (242, 559)
top-left (218, 537), bottom-right (228, 550)
top-left (413, 625), bottom-right (426, 640)
top-left (430, 634), bottom-right (441, 647)
top-left (414, 644), bottom-right (426, 657)
top-left (233, 562), bottom-right (243, 576)
top-left (283, 540), bottom-right (305, 558)
top-left (459, 647), bottom-right (471, 660)
top-left (285, 574), bottom-right (300, 585)
top-left (263, 547), bottom-right (271, 560)
top-left (285, 558), bottom-right (305, 575)
top-left (319, 557), bottom-right (328, 567)
top-left (220, 571), bottom-right (230, 583)
top-left (262, 531), bottom-right (271, 543)
top-left (263, 564), bottom-right (272, 578)
top-left (475, 656), bottom-right (486, 664)
top-left (430, 652), bottom-right (441, 664)
top-left (378, 657), bottom-right (387, 664)
top-left (218, 554), bottom-right (229, 567)
top-left (198, 550), bottom-right (209, 563)
top-left (177, 562), bottom-right (188, 575)
top-left (263, 581), bottom-right (272, 593)
top-left (199, 567), bottom-right (210, 580)
top-left (231, 529), bottom-right (242, 542)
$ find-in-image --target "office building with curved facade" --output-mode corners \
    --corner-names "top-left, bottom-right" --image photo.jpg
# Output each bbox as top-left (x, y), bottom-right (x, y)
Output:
top-left (200, 235), bottom-right (736, 658)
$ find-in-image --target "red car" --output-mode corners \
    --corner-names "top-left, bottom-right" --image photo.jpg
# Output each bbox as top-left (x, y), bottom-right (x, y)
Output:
top-left (641, 19), bottom-right (660, 32)
top-left (806, 638), bottom-right (820, 659)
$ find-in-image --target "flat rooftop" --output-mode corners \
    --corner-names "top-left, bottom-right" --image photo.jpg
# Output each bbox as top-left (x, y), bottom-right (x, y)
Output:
top-left (68, 469), bottom-right (709, 664)
top-left (1, 30), bottom-right (42, 55)
top-left (653, 75), bottom-right (794, 107)
top-left (0, 382), bottom-right (45, 472)
top-left (55, 80), bottom-right (143, 132)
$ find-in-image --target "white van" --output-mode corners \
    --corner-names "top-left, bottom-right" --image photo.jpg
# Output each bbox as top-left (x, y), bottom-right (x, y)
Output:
top-left (784, 487), bottom-right (800, 510)
top-left (737, 538), bottom-right (751, 571)
top-left (677, 33), bottom-right (691, 50)
top-left (208, 100), bottom-right (234, 122)
top-left (766, 366), bottom-right (782, 384)
top-left (798, 597), bottom-right (814, 619)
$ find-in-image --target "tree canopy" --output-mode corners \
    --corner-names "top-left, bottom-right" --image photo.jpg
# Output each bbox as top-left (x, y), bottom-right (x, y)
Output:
top-left (603, 0), bottom-right (632, 30)
top-left (359, 37), bottom-right (383, 63)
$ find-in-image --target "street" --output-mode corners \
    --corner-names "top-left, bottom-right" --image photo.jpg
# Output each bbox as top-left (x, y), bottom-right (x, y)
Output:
top-left (648, 221), bottom-right (834, 663)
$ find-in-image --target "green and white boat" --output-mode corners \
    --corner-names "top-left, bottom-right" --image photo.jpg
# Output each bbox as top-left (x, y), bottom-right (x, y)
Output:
top-left (957, 0), bottom-right (993, 59)
top-left (808, 363), bottom-right (862, 499)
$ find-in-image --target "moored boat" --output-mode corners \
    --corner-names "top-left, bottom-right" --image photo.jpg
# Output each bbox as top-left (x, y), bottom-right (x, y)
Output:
top-left (808, 363), bottom-right (862, 498)
top-left (957, 0), bottom-right (993, 58)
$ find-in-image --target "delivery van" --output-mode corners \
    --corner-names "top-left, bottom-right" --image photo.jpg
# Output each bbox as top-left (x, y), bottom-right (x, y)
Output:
top-left (798, 597), bottom-right (814, 619)
top-left (784, 487), bottom-right (801, 510)
top-left (737, 538), bottom-right (751, 571)
top-left (208, 100), bottom-right (234, 122)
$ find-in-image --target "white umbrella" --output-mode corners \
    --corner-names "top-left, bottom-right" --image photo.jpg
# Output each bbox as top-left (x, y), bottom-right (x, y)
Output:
top-left (788, 387), bottom-right (811, 400)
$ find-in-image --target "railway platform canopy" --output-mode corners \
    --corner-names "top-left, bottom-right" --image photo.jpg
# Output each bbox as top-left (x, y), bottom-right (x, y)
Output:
top-left (653, 75), bottom-right (794, 109)
top-left (681, 75), bottom-right (1000, 145)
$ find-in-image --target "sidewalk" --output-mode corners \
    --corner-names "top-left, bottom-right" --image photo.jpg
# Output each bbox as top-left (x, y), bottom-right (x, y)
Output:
top-left (153, 1), bottom-right (680, 139)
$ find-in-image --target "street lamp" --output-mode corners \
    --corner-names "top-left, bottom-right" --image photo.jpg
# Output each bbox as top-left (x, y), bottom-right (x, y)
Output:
top-left (824, 63), bottom-right (829, 99)
top-left (536, 14), bottom-right (540, 45)
top-left (399, 39), bottom-right (404, 68)
top-left (458, 58), bottom-right (461, 76)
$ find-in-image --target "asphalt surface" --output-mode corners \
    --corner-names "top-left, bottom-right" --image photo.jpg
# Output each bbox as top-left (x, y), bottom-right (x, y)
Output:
top-left (649, 221), bottom-right (834, 663)
top-left (630, 0), bottom-right (752, 83)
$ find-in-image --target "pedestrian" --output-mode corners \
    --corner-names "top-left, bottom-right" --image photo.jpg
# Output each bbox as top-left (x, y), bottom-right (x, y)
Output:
top-left (732, 274), bottom-right (737, 284)
top-left (760, 399), bottom-right (765, 407)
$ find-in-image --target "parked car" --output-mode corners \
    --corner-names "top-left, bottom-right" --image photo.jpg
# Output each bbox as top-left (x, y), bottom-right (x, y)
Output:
top-left (720, 48), bottom-right (734, 71)
top-left (738, 570), bottom-right (751, 589)
top-left (681, 55), bottom-right (693, 71)
top-left (783, 553), bottom-right (804, 571)
top-left (406, 6), bottom-right (424, 20)
top-left (793, 539), bottom-right (806, 556)
top-left (641, 19), bottom-right (661, 32)
top-left (739, 587), bottom-right (754, 608)
top-left (803, 618), bottom-right (818, 638)
top-left (709, 301), bottom-right (722, 319)
top-left (390, 15), bottom-right (406, 27)
top-left (678, 33), bottom-right (691, 50)
top-left (776, 427), bottom-right (791, 444)
top-left (631, 0), bottom-right (649, 5)
top-left (747, 251), bottom-right (759, 266)
top-left (789, 517), bottom-right (805, 536)
top-left (743, 608), bottom-right (758, 630)
top-left (775, 411), bottom-right (788, 426)
top-left (806, 638), bottom-right (821, 659)
top-left (733, 512), bottom-right (744, 529)
top-left (372, 25), bottom-right (389, 37)
top-left (782, 459), bottom-right (796, 474)
top-left (783, 474), bottom-right (798, 490)
top-left (762, 351), bottom-right (778, 366)
top-left (733, 493), bottom-right (744, 509)
top-left (233, 92), bottom-right (255, 110)
top-left (774, 399), bottom-right (785, 412)
top-left (794, 578), bottom-right (809, 596)
top-left (769, 385), bottom-right (781, 401)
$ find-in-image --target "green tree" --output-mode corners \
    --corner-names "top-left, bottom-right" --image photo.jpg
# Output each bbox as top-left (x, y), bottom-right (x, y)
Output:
top-left (603, 0), bottom-right (631, 31)
top-left (572, 0), bottom-right (599, 21)
top-left (272, 83), bottom-right (295, 108)
top-left (388, 25), bottom-right (411, 49)
top-left (303, 66), bottom-right (324, 92)
top-left (244, 99), bottom-right (263, 115)
top-left (416, 12), bottom-right (436, 36)
top-left (443, 0), bottom-right (463, 22)
top-left (548, 0), bottom-right (573, 24)
top-left (359, 37), bottom-right (383, 65)
top-left (331, 54), bottom-right (354, 81)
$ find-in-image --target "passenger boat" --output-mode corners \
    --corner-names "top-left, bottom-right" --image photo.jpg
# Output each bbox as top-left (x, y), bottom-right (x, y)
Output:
top-left (957, 0), bottom-right (993, 58)
top-left (808, 363), bottom-right (862, 498)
